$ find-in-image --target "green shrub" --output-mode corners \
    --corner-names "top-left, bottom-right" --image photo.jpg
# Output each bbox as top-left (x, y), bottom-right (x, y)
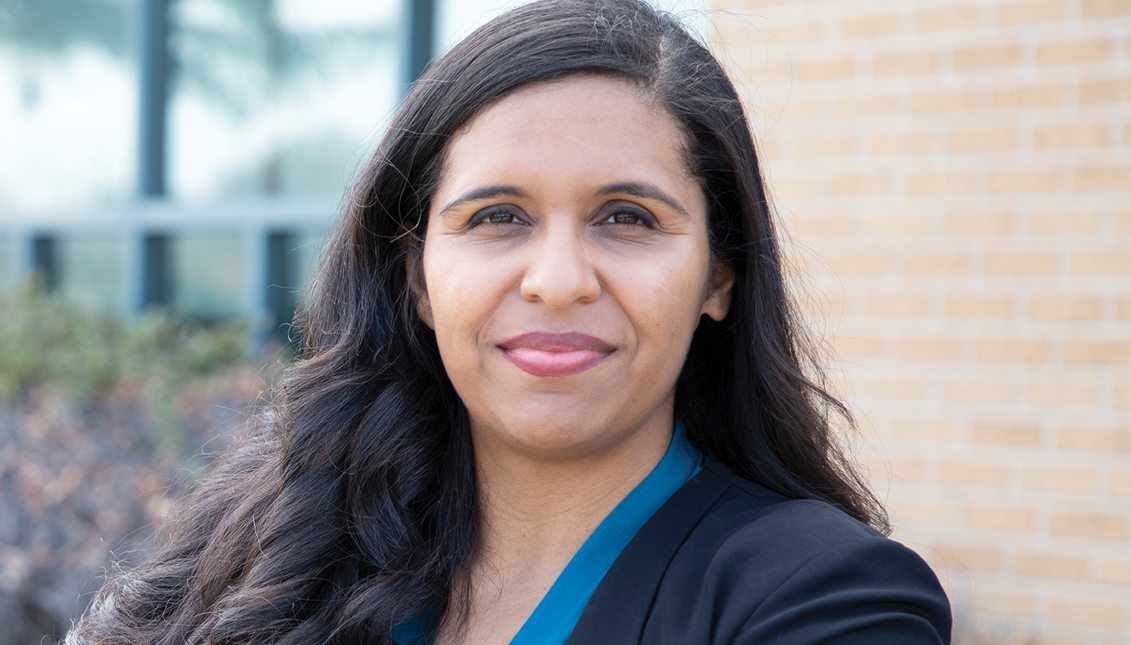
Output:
top-left (0, 286), bottom-right (252, 455)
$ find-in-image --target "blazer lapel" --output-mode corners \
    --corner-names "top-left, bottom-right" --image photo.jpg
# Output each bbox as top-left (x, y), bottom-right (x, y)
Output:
top-left (564, 467), bottom-right (731, 645)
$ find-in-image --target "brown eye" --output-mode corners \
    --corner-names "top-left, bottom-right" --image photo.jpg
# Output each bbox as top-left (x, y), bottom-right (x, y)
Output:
top-left (471, 206), bottom-right (526, 227)
top-left (601, 206), bottom-right (655, 228)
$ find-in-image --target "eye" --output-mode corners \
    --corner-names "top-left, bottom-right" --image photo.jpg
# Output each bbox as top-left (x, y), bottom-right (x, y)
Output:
top-left (470, 205), bottom-right (527, 227)
top-left (599, 205), bottom-right (655, 228)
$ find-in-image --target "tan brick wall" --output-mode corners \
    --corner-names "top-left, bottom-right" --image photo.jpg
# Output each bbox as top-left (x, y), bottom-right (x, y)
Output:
top-left (710, 1), bottom-right (1130, 642)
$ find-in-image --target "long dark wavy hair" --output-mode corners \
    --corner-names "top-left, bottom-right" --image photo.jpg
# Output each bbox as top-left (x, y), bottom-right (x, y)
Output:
top-left (68, 1), bottom-right (886, 643)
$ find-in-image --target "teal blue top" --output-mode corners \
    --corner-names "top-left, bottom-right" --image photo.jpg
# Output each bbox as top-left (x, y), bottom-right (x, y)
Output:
top-left (391, 423), bottom-right (703, 645)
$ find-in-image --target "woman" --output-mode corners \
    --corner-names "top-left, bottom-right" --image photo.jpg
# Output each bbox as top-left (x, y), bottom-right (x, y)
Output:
top-left (69, 1), bottom-right (950, 643)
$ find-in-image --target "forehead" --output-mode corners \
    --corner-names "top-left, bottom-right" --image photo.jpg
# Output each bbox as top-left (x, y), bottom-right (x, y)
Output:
top-left (437, 75), bottom-right (693, 189)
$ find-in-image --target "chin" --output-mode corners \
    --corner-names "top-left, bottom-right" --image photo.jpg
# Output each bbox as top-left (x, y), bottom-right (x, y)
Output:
top-left (478, 410), bottom-right (623, 461)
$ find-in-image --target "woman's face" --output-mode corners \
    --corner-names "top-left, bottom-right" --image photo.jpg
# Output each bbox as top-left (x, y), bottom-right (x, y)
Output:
top-left (419, 75), bottom-right (732, 462)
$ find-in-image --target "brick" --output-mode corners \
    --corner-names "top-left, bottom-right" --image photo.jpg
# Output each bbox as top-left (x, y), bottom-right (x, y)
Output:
top-left (973, 422), bottom-right (1042, 446)
top-left (1021, 468), bottom-right (1097, 493)
top-left (939, 461), bottom-right (1010, 487)
top-left (865, 378), bottom-right (929, 399)
top-left (874, 52), bottom-right (935, 75)
top-left (1070, 252), bottom-right (1131, 274)
top-left (864, 215), bottom-right (929, 235)
top-left (890, 419), bottom-right (958, 441)
top-left (770, 23), bottom-right (824, 43)
top-left (1119, 297), bottom-right (1131, 319)
top-left (768, 178), bottom-right (819, 199)
top-left (1121, 210), bottom-right (1131, 232)
top-left (832, 336), bottom-right (885, 358)
top-left (935, 544), bottom-right (1004, 571)
top-left (978, 592), bottom-right (1037, 616)
top-left (1125, 123), bottom-right (1131, 145)
top-left (950, 128), bottom-right (1016, 152)
top-left (888, 499), bottom-right (962, 525)
top-left (1033, 124), bottom-right (1107, 149)
top-left (967, 506), bottom-right (1037, 531)
top-left (898, 338), bottom-right (963, 360)
top-left (799, 59), bottom-right (858, 81)
top-left (886, 457), bottom-right (934, 482)
top-left (1028, 211), bottom-right (1102, 233)
top-left (1037, 39), bottom-right (1110, 65)
top-left (907, 172), bottom-right (976, 194)
top-left (824, 253), bottom-right (889, 276)
top-left (867, 295), bottom-right (931, 317)
top-left (841, 14), bottom-right (902, 38)
top-left (1082, 0), bottom-right (1131, 17)
top-left (1015, 551), bottom-right (1090, 579)
top-left (977, 339), bottom-right (1049, 363)
top-left (830, 174), bottom-right (891, 197)
top-left (945, 296), bottom-right (1014, 318)
top-left (994, 85), bottom-right (1065, 109)
top-left (953, 45), bottom-right (1020, 70)
top-left (946, 380), bottom-right (1012, 403)
top-left (916, 7), bottom-right (982, 31)
top-left (1103, 558), bottom-right (1131, 584)
top-left (757, 64), bottom-right (792, 84)
top-left (1027, 382), bottom-right (1100, 406)
top-left (791, 215), bottom-right (853, 236)
top-left (1115, 386), bottom-right (1131, 408)
top-left (1111, 472), bottom-right (1131, 496)
top-left (905, 253), bottom-right (971, 275)
top-left (773, 100), bottom-right (824, 121)
top-left (984, 253), bottom-right (1057, 276)
top-left (1079, 79), bottom-right (1131, 105)
top-left (998, 0), bottom-right (1067, 24)
top-left (1051, 512), bottom-right (1127, 540)
top-left (989, 169), bottom-right (1060, 192)
top-left (1063, 341), bottom-right (1131, 365)
top-left (945, 212), bottom-right (1011, 234)
top-left (915, 90), bottom-right (980, 112)
top-left (838, 96), bottom-right (899, 117)
top-left (1074, 165), bottom-right (1131, 190)
top-left (871, 133), bottom-right (933, 155)
top-left (795, 294), bottom-right (843, 318)
top-left (792, 137), bottom-right (854, 158)
top-left (1057, 426), bottom-right (1131, 452)
top-left (1029, 296), bottom-right (1103, 320)
top-left (1049, 598), bottom-right (1124, 629)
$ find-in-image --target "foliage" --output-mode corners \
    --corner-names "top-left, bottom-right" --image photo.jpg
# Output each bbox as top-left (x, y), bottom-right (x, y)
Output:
top-left (0, 286), bottom-right (249, 454)
top-left (0, 287), bottom-right (267, 644)
top-left (0, 286), bottom-right (246, 398)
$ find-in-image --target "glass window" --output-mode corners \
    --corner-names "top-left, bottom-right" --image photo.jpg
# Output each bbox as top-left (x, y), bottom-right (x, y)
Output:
top-left (172, 231), bottom-right (244, 321)
top-left (58, 234), bottom-right (125, 312)
top-left (167, 0), bottom-right (399, 200)
top-left (0, 233), bottom-right (11, 290)
top-left (0, 0), bottom-right (137, 209)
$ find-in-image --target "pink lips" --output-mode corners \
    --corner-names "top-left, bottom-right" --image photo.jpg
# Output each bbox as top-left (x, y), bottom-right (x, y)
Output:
top-left (499, 332), bottom-right (615, 377)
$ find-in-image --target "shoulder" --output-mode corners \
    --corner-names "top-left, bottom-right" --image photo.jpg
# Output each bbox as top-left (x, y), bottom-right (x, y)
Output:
top-left (644, 461), bottom-right (951, 644)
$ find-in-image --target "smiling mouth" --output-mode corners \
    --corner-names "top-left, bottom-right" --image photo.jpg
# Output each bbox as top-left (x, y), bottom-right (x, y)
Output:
top-left (498, 332), bottom-right (615, 377)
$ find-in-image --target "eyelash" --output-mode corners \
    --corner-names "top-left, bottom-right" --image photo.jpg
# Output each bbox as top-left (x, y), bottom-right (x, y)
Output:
top-left (467, 203), bottom-right (657, 229)
top-left (469, 206), bottom-right (526, 227)
top-left (599, 206), bottom-right (655, 228)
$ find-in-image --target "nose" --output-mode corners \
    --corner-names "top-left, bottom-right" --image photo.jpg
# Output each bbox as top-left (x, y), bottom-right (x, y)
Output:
top-left (520, 221), bottom-right (601, 308)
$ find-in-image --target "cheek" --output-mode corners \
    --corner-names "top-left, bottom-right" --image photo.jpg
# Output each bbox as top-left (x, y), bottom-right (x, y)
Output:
top-left (421, 240), bottom-right (512, 351)
top-left (612, 244), bottom-right (711, 346)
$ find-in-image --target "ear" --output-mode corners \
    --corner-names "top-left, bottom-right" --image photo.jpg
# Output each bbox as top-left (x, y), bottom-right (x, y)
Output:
top-left (700, 261), bottom-right (734, 322)
top-left (402, 232), bottom-right (435, 330)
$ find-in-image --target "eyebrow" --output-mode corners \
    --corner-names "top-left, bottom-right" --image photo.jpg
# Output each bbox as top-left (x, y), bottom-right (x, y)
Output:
top-left (436, 182), bottom-right (690, 218)
top-left (438, 186), bottom-right (527, 215)
top-left (597, 182), bottom-right (690, 219)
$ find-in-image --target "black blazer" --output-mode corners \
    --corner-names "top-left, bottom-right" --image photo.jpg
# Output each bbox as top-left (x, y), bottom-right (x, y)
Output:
top-left (566, 460), bottom-right (951, 644)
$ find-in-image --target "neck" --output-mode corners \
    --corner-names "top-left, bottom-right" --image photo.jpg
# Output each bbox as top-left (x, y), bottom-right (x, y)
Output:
top-left (471, 416), bottom-right (672, 579)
